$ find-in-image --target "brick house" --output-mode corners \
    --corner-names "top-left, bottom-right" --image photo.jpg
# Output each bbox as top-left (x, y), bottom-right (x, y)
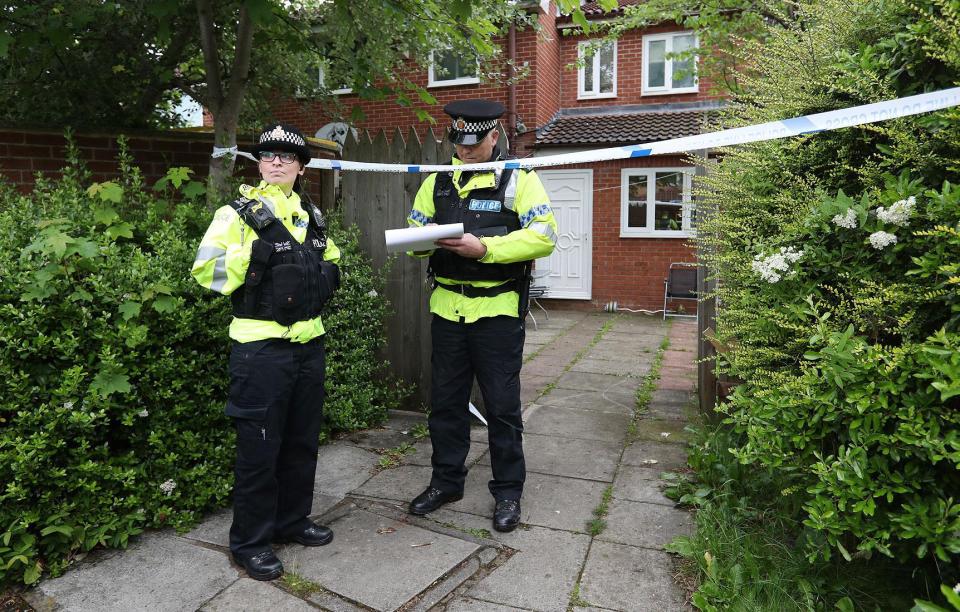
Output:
top-left (275, 0), bottom-right (722, 312)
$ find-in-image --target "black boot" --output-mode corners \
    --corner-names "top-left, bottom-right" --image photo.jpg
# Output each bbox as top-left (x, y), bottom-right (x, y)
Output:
top-left (232, 550), bottom-right (283, 581)
top-left (493, 499), bottom-right (521, 532)
top-left (409, 487), bottom-right (463, 515)
top-left (275, 522), bottom-right (334, 546)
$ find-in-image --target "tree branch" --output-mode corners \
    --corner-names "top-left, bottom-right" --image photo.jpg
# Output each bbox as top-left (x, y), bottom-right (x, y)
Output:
top-left (195, 0), bottom-right (223, 115)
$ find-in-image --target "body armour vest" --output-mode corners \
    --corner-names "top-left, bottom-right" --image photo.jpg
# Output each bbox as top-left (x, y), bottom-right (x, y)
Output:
top-left (229, 197), bottom-right (340, 326)
top-left (429, 165), bottom-right (528, 283)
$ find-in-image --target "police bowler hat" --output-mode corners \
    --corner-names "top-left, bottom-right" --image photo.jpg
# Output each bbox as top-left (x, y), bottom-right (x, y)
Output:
top-left (252, 123), bottom-right (312, 164)
top-left (443, 99), bottom-right (505, 145)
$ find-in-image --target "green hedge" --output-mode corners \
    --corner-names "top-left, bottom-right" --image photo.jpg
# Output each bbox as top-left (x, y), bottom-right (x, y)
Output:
top-left (697, 0), bottom-right (960, 573)
top-left (0, 142), bottom-right (404, 587)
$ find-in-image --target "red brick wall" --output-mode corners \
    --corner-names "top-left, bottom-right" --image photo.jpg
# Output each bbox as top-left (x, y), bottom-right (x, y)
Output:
top-left (558, 26), bottom-right (724, 109)
top-left (0, 127), bottom-right (329, 202)
top-left (545, 155), bottom-right (697, 312)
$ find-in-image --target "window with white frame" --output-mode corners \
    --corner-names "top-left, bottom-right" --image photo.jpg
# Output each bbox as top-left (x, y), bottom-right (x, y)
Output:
top-left (429, 49), bottom-right (479, 87)
top-left (620, 168), bottom-right (694, 237)
top-left (642, 32), bottom-right (697, 95)
top-left (316, 65), bottom-right (352, 95)
top-left (578, 40), bottom-right (616, 99)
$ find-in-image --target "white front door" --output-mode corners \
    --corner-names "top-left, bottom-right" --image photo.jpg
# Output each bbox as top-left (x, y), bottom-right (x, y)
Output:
top-left (536, 169), bottom-right (592, 299)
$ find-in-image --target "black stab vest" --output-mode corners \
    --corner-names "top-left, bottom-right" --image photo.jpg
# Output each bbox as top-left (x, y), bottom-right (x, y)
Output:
top-left (229, 197), bottom-right (340, 326)
top-left (429, 165), bottom-right (528, 283)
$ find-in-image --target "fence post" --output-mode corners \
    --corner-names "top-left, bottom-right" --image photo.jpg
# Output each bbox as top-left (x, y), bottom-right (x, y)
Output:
top-left (694, 149), bottom-right (719, 421)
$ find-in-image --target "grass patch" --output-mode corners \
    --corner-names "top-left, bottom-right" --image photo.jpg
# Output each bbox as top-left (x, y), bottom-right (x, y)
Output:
top-left (630, 334), bottom-right (670, 429)
top-left (586, 485), bottom-right (614, 536)
top-left (281, 572), bottom-right (324, 598)
top-left (410, 423), bottom-right (429, 440)
top-left (567, 580), bottom-right (590, 609)
top-left (376, 441), bottom-right (416, 469)
top-left (439, 522), bottom-right (491, 540)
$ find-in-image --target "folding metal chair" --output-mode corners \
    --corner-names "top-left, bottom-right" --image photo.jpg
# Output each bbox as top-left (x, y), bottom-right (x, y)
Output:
top-left (663, 262), bottom-right (698, 320)
top-left (526, 269), bottom-right (550, 330)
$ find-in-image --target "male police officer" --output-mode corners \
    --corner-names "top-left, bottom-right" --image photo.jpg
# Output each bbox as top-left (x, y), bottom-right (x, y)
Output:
top-left (406, 99), bottom-right (558, 532)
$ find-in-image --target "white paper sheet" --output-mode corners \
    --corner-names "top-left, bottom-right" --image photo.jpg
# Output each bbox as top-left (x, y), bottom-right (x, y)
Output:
top-left (384, 223), bottom-right (464, 253)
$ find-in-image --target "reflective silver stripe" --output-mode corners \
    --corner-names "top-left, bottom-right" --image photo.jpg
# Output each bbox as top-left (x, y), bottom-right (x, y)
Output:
top-left (529, 222), bottom-right (557, 245)
top-left (210, 257), bottom-right (229, 293)
top-left (503, 172), bottom-right (518, 211)
top-left (195, 246), bottom-right (226, 263)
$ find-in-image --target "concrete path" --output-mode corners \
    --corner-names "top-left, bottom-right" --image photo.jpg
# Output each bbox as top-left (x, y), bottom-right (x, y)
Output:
top-left (23, 312), bottom-right (698, 612)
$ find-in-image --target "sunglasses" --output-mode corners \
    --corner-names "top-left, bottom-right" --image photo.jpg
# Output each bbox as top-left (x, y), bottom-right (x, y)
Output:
top-left (258, 150), bottom-right (299, 164)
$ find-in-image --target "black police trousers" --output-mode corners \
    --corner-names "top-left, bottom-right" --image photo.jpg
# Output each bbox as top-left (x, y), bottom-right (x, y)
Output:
top-left (226, 336), bottom-right (325, 558)
top-left (429, 314), bottom-right (525, 501)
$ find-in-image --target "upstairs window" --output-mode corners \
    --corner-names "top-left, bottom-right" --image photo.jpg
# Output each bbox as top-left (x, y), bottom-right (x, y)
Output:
top-left (578, 40), bottom-right (616, 99)
top-left (429, 49), bottom-right (479, 87)
top-left (316, 65), bottom-right (352, 95)
top-left (621, 168), bottom-right (695, 237)
top-left (642, 32), bottom-right (697, 95)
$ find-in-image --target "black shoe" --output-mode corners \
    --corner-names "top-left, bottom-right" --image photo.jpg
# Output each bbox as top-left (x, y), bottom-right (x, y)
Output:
top-left (275, 522), bottom-right (334, 546)
top-left (232, 550), bottom-right (283, 581)
top-left (493, 499), bottom-right (521, 532)
top-left (409, 487), bottom-right (463, 515)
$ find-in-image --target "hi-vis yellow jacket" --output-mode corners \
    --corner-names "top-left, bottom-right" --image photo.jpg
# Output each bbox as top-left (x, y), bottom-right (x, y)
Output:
top-left (407, 158), bottom-right (557, 323)
top-left (191, 182), bottom-right (341, 343)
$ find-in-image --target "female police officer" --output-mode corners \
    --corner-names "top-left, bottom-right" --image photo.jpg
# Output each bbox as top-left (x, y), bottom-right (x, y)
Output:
top-left (192, 123), bottom-right (340, 581)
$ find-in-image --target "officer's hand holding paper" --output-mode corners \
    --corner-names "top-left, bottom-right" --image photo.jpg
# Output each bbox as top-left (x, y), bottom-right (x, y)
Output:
top-left (385, 223), bottom-right (464, 253)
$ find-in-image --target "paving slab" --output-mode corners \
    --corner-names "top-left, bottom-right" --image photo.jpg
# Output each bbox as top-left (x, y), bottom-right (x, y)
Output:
top-left (380, 409), bottom-right (428, 433)
top-left (645, 400), bottom-right (698, 422)
top-left (467, 525), bottom-right (591, 612)
top-left (341, 427), bottom-right (419, 451)
top-left (569, 357), bottom-right (651, 378)
top-left (535, 387), bottom-right (635, 415)
top-left (445, 596), bottom-right (530, 611)
top-left (620, 441), bottom-right (689, 472)
top-left (579, 541), bottom-right (688, 611)
top-left (352, 463), bottom-right (432, 505)
top-left (481, 433), bottom-right (621, 482)
top-left (407, 439), bottom-right (489, 468)
top-left (24, 532), bottom-right (237, 612)
top-left (612, 466), bottom-right (674, 506)
top-left (314, 442), bottom-right (381, 497)
top-left (523, 403), bottom-right (631, 443)
top-left (596, 499), bottom-right (693, 550)
top-left (554, 371), bottom-right (639, 394)
top-left (632, 419), bottom-right (691, 445)
top-left (199, 577), bottom-right (315, 611)
top-left (278, 507), bottom-right (480, 611)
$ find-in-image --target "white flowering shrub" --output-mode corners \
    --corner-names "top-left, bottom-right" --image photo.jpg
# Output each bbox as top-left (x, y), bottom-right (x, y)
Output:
top-left (692, 0), bottom-right (960, 582)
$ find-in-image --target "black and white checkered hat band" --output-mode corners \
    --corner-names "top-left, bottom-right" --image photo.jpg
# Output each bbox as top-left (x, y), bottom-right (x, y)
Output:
top-left (452, 118), bottom-right (498, 133)
top-left (259, 125), bottom-right (305, 147)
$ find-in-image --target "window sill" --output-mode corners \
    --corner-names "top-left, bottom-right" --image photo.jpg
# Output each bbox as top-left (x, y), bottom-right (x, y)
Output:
top-left (428, 77), bottom-right (481, 88)
top-left (620, 230), bottom-right (694, 239)
top-left (641, 87), bottom-right (699, 97)
top-left (577, 92), bottom-right (617, 100)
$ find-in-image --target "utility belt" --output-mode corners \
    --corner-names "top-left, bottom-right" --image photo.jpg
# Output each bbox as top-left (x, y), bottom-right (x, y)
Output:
top-left (434, 278), bottom-right (521, 298)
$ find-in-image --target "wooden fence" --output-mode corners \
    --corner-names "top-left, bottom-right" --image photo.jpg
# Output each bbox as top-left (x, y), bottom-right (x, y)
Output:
top-left (322, 127), bottom-right (455, 410)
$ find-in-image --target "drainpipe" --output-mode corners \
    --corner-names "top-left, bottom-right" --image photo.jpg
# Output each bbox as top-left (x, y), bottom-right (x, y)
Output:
top-left (507, 22), bottom-right (517, 156)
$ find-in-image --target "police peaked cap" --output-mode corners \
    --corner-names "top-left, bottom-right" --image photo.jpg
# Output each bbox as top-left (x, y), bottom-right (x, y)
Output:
top-left (252, 123), bottom-right (312, 164)
top-left (443, 99), bottom-right (505, 145)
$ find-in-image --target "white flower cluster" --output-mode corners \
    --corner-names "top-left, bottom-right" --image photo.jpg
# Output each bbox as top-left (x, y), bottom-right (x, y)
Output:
top-left (751, 246), bottom-right (804, 283)
top-left (868, 231), bottom-right (898, 250)
top-left (159, 479), bottom-right (177, 496)
top-left (876, 195), bottom-right (915, 226)
top-left (138, 409), bottom-right (149, 418)
top-left (831, 208), bottom-right (857, 229)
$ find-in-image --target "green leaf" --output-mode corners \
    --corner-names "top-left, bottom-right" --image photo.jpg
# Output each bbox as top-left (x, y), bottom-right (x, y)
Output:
top-left (182, 181), bottom-right (206, 199)
top-left (836, 596), bottom-right (854, 612)
top-left (165, 167), bottom-right (193, 188)
top-left (91, 370), bottom-right (132, 398)
top-left (942, 584), bottom-right (960, 609)
top-left (119, 301), bottom-right (142, 321)
top-left (40, 525), bottom-right (73, 537)
top-left (912, 601), bottom-right (950, 612)
top-left (152, 295), bottom-right (177, 313)
top-left (46, 231), bottom-right (73, 258)
top-left (23, 561), bottom-right (41, 584)
top-left (87, 181), bottom-right (123, 203)
top-left (836, 541), bottom-right (852, 561)
top-left (94, 206), bottom-right (120, 225)
top-left (106, 222), bottom-right (135, 240)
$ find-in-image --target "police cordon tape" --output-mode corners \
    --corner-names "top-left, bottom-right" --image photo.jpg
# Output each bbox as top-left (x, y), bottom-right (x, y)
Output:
top-left (214, 88), bottom-right (960, 173)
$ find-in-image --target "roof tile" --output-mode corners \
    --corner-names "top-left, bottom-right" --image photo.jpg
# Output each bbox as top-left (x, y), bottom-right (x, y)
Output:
top-left (536, 109), bottom-right (707, 147)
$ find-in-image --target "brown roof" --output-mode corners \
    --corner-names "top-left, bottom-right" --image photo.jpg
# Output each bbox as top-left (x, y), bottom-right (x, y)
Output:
top-left (536, 107), bottom-right (713, 147)
top-left (556, 0), bottom-right (645, 22)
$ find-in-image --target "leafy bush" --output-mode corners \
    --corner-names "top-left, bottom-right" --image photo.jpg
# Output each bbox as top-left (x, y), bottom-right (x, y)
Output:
top-left (0, 141), bottom-right (403, 587)
top-left (696, 0), bottom-right (960, 573)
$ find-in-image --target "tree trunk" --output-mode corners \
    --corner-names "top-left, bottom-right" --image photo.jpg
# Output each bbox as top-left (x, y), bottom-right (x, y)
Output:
top-left (196, 0), bottom-right (256, 209)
